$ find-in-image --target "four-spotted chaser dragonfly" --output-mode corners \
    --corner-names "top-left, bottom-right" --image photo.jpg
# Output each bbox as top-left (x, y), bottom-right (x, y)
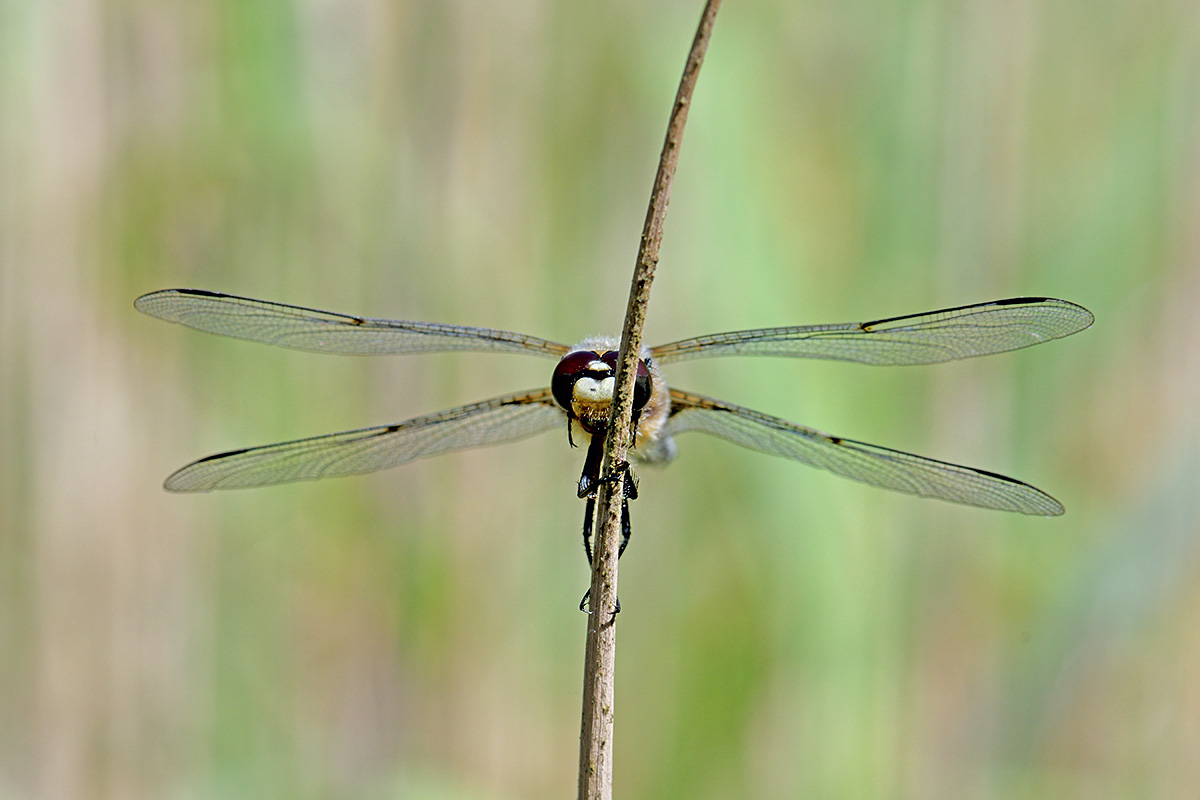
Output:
top-left (136, 289), bottom-right (1092, 579)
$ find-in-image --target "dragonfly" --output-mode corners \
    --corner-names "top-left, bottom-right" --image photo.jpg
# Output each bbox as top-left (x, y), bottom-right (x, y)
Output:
top-left (136, 289), bottom-right (1092, 594)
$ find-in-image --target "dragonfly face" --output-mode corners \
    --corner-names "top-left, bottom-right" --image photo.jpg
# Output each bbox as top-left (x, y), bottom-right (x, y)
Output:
top-left (135, 289), bottom-right (1093, 585)
top-left (550, 338), bottom-right (665, 445)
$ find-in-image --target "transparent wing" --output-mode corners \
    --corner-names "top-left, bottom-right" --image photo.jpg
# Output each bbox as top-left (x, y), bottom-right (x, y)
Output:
top-left (135, 289), bottom-right (571, 358)
top-left (651, 297), bottom-right (1093, 365)
top-left (164, 389), bottom-right (565, 491)
top-left (665, 390), bottom-right (1063, 515)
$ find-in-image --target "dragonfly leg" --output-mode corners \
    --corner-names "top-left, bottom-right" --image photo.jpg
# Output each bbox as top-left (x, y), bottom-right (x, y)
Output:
top-left (581, 494), bottom-right (596, 566)
top-left (578, 494), bottom-right (629, 616)
top-left (577, 434), bottom-right (605, 498)
top-left (593, 458), bottom-right (637, 501)
top-left (621, 467), bottom-right (638, 501)
top-left (619, 496), bottom-right (631, 558)
top-left (579, 588), bottom-right (622, 616)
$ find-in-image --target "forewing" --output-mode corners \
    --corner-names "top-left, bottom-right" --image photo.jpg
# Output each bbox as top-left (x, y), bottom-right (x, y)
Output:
top-left (652, 297), bottom-right (1093, 365)
top-left (135, 289), bottom-right (571, 358)
top-left (164, 389), bottom-right (565, 491)
top-left (665, 390), bottom-right (1063, 515)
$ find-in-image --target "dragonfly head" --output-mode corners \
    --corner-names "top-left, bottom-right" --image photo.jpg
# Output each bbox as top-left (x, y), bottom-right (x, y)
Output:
top-left (552, 345), bottom-right (653, 436)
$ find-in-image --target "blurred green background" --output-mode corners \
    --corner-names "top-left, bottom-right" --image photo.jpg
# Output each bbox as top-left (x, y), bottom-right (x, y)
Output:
top-left (2, 0), bottom-right (1198, 797)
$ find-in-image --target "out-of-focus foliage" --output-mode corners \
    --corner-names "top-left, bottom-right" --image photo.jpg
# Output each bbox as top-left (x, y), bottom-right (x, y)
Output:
top-left (2, 1), bottom-right (1197, 798)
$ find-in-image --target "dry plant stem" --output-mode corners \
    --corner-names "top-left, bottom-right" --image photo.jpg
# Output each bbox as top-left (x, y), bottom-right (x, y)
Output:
top-left (576, 1), bottom-right (723, 798)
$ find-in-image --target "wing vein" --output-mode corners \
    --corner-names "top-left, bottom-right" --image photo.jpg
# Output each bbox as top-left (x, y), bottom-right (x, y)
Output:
top-left (135, 289), bottom-right (571, 358)
top-left (164, 389), bottom-right (565, 491)
top-left (664, 389), bottom-right (1063, 515)
top-left (652, 297), bottom-right (1093, 365)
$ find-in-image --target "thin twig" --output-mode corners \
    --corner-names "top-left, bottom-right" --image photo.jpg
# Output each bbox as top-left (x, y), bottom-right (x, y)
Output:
top-left (576, 2), bottom-right (723, 798)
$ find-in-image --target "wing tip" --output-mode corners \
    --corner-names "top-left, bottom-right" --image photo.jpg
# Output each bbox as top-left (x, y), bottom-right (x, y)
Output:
top-left (1024, 494), bottom-right (1065, 516)
top-left (1002, 296), bottom-right (1095, 336)
top-left (134, 288), bottom-right (214, 320)
top-left (163, 473), bottom-right (204, 493)
top-left (133, 290), bottom-right (166, 313)
top-left (163, 447), bottom-right (254, 492)
top-left (969, 464), bottom-right (1066, 516)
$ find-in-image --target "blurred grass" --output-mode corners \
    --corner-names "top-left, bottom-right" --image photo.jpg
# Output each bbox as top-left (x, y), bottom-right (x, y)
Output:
top-left (3, 0), bottom-right (1199, 798)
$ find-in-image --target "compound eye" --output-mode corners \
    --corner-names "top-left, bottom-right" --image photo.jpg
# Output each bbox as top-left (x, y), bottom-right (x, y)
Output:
top-left (633, 359), bottom-right (653, 411)
top-left (551, 350), bottom-right (600, 411)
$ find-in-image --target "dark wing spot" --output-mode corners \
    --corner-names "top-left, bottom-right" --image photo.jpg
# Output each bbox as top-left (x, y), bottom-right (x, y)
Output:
top-left (864, 296), bottom-right (1052, 328)
top-left (993, 296), bottom-right (1048, 306)
top-left (972, 465), bottom-right (1033, 486)
top-left (192, 446), bottom-right (252, 463)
